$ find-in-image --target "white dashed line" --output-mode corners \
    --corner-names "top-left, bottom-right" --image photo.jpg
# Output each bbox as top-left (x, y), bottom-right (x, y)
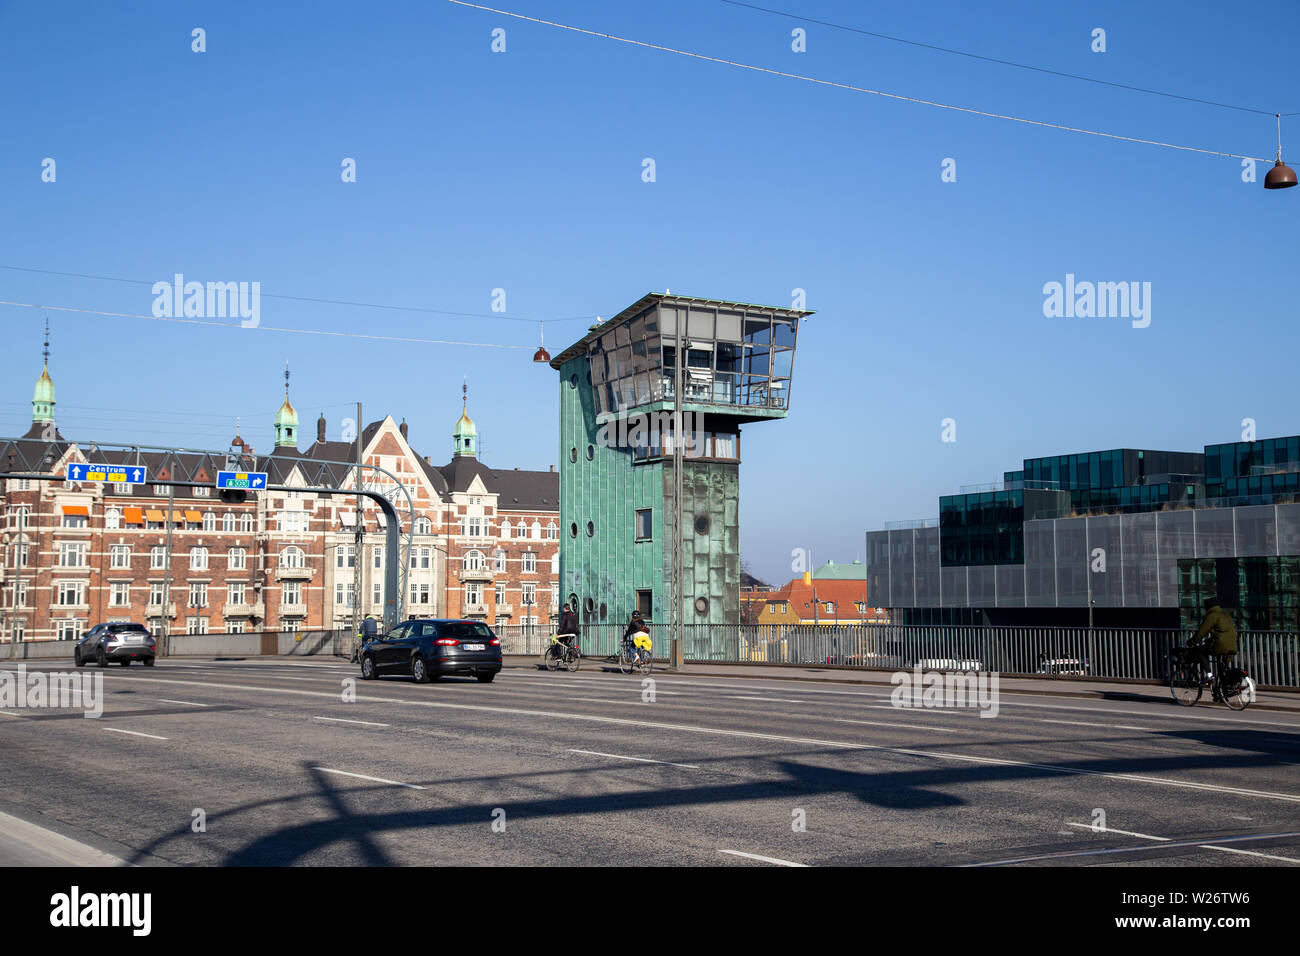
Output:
top-left (313, 716), bottom-right (389, 727)
top-left (312, 767), bottom-right (425, 790)
top-left (158, 699), bottom-right (209, 707)
top-left (102, 727), bottom-right (168, 740)
top-left (568, 749), bottom-right (699, 769)
top-left (719, 849), bottom-right (808, 867)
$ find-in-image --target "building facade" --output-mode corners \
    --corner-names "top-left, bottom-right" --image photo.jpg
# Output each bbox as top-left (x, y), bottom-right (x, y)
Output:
top-left (868, 440), bottom-right (1300, 630)
top-left (0, 357), bottom-right (558, 641)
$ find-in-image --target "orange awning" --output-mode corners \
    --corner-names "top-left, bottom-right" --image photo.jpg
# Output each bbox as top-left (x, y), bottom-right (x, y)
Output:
top-left (184, 510), bottom-right (202, 522)
top-left (123, 507), bottom-right (144, 524)
top-left (145, 509), bottom-right (166, 522)
top-left (170, 511), bottom-right (186, 522)
top-left (61, 505), bottom-right (90, 517)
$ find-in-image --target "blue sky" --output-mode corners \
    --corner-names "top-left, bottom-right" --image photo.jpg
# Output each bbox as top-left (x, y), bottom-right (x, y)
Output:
top-left (1, 0), bottom-right (1297, 586)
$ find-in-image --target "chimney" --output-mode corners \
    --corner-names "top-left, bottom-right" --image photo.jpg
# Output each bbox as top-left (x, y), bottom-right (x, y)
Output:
top-left (400, 419), bottom-right (409, 440)
top-left (317, 413), bottom-right (326, 443)
top-left (424, 455), bottom-right (431, 464)
top-left (549, 465), bottom-right (555, 472)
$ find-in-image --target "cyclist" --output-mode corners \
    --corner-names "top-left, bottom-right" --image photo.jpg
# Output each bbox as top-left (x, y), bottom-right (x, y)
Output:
top-left (352, 613), bottom-right (378, 662)
top-left (1189, 596), bottom-right (1238, 701)
top-left (556, 603), bottom-right (579, 660)
top-left (623, 610), bottom-right (650, 666)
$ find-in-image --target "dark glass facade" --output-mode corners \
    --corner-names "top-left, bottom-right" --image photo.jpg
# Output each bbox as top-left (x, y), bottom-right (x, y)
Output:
top-left (1177, 556), bottom-right (1300, 631)
top-left (939, 491), bottom-right (1023, 566)
top-left (1205, 436), bottom-right (1300, 503)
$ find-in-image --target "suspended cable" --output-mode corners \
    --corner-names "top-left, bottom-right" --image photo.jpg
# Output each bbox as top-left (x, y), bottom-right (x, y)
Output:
top-left (719, 0), bottom-right (1291, 118)
top-left (0, 300), bottom-right (531, 350)
top-left (445, 1), bottom-right (1271, 163)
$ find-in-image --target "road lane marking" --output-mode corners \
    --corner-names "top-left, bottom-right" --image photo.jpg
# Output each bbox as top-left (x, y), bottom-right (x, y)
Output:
top-left (561, 696), bottom-right (631, 704)
top-left (1201, 844), bottom-right (1300, 863)
top-left (158, 699), bottom-right (209, 707)
top-left (0, 710), bottom-right (23, 718)
top-left (719, 849), bottom-right (808, 867)
top-left (313, 716), bottom-right (389, 727)
top-left (568, 749), bottom-right (698, 769)
top-left (312, 767), bottom-right (425, 789)
top-left (1067, 822), bottom-right (1170, 841)
top-left (728, 696), bottom-right (804, 703)
top-left (102, 728), bottom-right (168, 740)
top-left (969, 830), bottom-right (1300, 866)
top-left (87, 674), bottom-right (1300, 804)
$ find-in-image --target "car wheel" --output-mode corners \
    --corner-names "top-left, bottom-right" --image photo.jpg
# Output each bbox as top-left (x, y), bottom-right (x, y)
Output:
top-left (476, 672), bottom-right (495, 683)
top-left (412, 655), bottom-right (431, 684)
top-left (360, 655), bottom-right (375, 680)
top-left (97, 648), bottom-right (109, 668)
top-left (74, 648), bottom-right (84, 667)
top-left (143, 658), bottom-right (155, 667)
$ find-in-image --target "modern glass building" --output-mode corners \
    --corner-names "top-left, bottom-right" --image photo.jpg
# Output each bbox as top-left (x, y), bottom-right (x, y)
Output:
top-left (551, 293), bottom-right (809, 629)
top-left (869, 437), bottom-right (1300, 629)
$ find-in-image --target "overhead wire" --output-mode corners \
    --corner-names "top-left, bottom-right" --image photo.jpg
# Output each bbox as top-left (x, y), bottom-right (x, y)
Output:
top-left (445, 1), bottom-right (1272, 163)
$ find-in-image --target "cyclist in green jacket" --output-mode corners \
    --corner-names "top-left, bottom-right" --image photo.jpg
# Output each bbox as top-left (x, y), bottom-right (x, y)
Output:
top-left (1190, 597), bottom-right (1238, 702)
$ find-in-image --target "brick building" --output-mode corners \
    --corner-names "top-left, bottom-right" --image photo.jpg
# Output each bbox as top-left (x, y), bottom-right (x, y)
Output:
top-left (0, 354), bottom-right (558, 641)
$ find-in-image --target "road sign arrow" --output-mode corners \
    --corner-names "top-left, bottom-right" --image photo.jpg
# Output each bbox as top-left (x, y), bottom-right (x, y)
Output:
top-left (132, 468), bottom-right (143, 482)
top-left (69, 465), bottom-right (82, 479)
top-left (252, 476), bottom-right (264, 487)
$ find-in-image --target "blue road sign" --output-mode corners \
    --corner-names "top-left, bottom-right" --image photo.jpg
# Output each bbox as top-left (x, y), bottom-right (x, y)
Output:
top-left (65, 463), bottom-right (148, 484)
top-left (216, 470), bottom-right (267, 490)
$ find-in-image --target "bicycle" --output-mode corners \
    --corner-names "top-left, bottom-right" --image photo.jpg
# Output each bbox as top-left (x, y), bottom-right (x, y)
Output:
top-left (1169, 645), bottom-right (1253, 711)
top-left (543, 635), bottom-right (581, 672)
top-left (618, 635), bottom-right (654, 676)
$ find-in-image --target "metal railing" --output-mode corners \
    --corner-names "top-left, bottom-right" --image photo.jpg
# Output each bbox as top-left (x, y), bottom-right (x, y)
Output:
top-left (493, 622), bottom-right (1298, 688)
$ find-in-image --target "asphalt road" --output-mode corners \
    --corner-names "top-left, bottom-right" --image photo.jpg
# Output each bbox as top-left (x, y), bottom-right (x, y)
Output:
top-left (2, 657), bottom-right (1299, 867)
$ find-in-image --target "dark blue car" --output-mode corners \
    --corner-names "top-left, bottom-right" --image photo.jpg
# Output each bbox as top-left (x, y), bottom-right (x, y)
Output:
top-left (359, 618), bottom-right (502, 683)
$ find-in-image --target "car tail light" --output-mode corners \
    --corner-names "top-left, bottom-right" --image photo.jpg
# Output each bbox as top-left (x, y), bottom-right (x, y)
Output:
top-left (435, 638), bottom-right (458, 646)
top-left (490, 638), bottom-right (500, 646)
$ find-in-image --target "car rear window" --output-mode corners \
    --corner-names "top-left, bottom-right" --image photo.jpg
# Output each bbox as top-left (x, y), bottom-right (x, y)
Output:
top-left (442, 622), bottom-right (492, 639)
top-left (108, 624), bottom-right (149, 633)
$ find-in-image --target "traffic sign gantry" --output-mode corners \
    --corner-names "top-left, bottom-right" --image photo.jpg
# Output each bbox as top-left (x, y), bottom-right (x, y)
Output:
top-left (216, 470), bottom-right (268, 490)
top-left (65, 463), bottom-right (148, 484)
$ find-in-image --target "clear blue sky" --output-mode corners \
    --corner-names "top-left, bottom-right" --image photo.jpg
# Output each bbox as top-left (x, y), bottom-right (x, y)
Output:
top-left (2, 0), bottom-right (1297, 586)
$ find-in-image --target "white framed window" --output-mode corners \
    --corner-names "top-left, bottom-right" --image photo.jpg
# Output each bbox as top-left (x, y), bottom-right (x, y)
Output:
top-left (409, 582), bottom-right (431, 605)
top-left (463, 549), bottom-right (484, 571)
top-left (372, 581), bottom-right (382, 605)
top-left (464, 582), bottom-right (483, 605)
top-left (495, 583), bottom-right (505, 603)
top-left (372, 547), bottom-right (383, 569)
top-left (521, 616), bottom-right (537, 638)
top-left (149, 583), bottom-right (166, 606)
top-left (228, 547), bottom-right (246, 570)
top-left (336, 545), bottom-right (356, 569)
top-left (15, 581), bottom-right (29, 607)
top-left (522, 583), bottom-right (537, 606)
top-left (228, 582), bottom-right (246, 604)
top-left (463, 516), bottom-right (484, 537)
top-left (59, 542), bottom-right (87, 567)
top-left (550, 552), bottom-right (559, 574)
top-left (335, 581), bottom-right (356, 607)
top-left (202, 512), bottom-right (216, 531)
top-left (193, 485), bottom-right (210, 497)
top-left (56, 581), bottom-right (86, 606)
top-left (494, 549), bottom-right (507, 572)
top-left (281, 546), bottom-right (305, 569)
top-left (151, 546), bottom-right (167, 569)
top-left (8, 478), bottom-right (31, 491)
top-left (10, 506), bottom-right (30, 531)
top-left (500, 519), bottom-right (512, 538)
top-left (190, 546), bottom-right (209, 570)
top-left (110, 545), bottom-right (131, 568)
top-left (61, 511), bottom-right (88, 529)
top-left (56, 619), bottom-right (83, 641)
top-left (522, 551), bottom-right (537, 573)
top-left (226, 621), bottom-right (244, 634)
top-left (282, 582), bottom-right (302, 605)
top-left (189, 582), bottom-right (209, 608)
top-left (470, 496), bottom-right (482, 506)
top-left (551, 583), bottom-right (559, 607)
top-left (114, 482), bottom-right (133, 495)
top-left (10, 623), bottom-right (25, 642)
top-left (222, 512), bottom-right (236, 532)
top-left (415, 516), bottom-right (432, 535)
top-left (109, 583), bottom-right (130, 607)
top-left (239, 513), bottom-right (254, 533)
top-left (283, 619), bottom-right (302, 632)
top-left (531, 520), bottom-right (541, 539)
top-left (187, 616), bottom-right (208, 635)
top-left (546, 521), bottom-right (558, 540)
top-left (153, 484), bottom-right (171, 496)
top-left (105, 508), bottom-right (121, 530)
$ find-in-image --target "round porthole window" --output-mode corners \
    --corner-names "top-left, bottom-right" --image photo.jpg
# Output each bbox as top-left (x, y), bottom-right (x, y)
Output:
top-left (694, 514), bottom-right (710, 534)
top-left (599, 602), bottom-right (608, 620)
top-left (569, 522), bottom-right (578, 538)
top-left (568, 593), bottom-right (579, 613)
top-left (586, 445), bottom-right (594, 460)
top-left (584, 597), bottom-right (595, 614)
top-left (586, 520), bottom-right (595, 537)
top-left (569, 447), bottom-right (577, 464)
top-left (694, 597), bottom-right (709, 616)
top-left (569, 374), bottom-right (578, 389)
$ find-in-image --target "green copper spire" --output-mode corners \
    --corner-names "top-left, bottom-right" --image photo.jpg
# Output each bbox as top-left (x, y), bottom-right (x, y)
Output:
top-left (32, 319), bottom-right (55, 425)
top-left (274, 362), bottom-right (299, 448)
top-left (452, 377), bottom-right (476, 458)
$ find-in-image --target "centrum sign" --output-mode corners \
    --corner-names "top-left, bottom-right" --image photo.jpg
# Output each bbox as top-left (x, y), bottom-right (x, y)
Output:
top-left (65, 463), bottom-right (147, 484)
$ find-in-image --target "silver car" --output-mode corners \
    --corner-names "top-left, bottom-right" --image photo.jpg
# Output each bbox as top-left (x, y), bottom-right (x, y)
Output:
top-left (75, 623), bottom-right (157, 667)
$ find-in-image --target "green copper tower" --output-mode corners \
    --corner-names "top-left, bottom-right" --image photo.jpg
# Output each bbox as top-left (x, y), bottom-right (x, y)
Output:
top-left (550, 293), bottom-right (808, 648)
top-left (274, 363), bottom-right (299, 448)
top-left (32, 320), bottom-right (55, 427)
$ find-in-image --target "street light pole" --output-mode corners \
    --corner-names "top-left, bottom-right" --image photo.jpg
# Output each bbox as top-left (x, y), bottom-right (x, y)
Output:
top-left (672, 319), bottom-right (684, 670)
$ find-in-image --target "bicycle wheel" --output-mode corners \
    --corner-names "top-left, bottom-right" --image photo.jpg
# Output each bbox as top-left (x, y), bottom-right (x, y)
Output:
top-left (544, 644), bottom-right (560, 672)
top-left (618, 645), bottom-right (634, 675)
top-left (566, 647), bottom-right (581, 672)
top-left (1222, 674), bottom-right (1252, 711)
top-left (1169, 660), bottom-right (1202, 706)
top-left (638, 653), bottom-right (654, 676)
top-left (540, 640), bottom-right (552, 669)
